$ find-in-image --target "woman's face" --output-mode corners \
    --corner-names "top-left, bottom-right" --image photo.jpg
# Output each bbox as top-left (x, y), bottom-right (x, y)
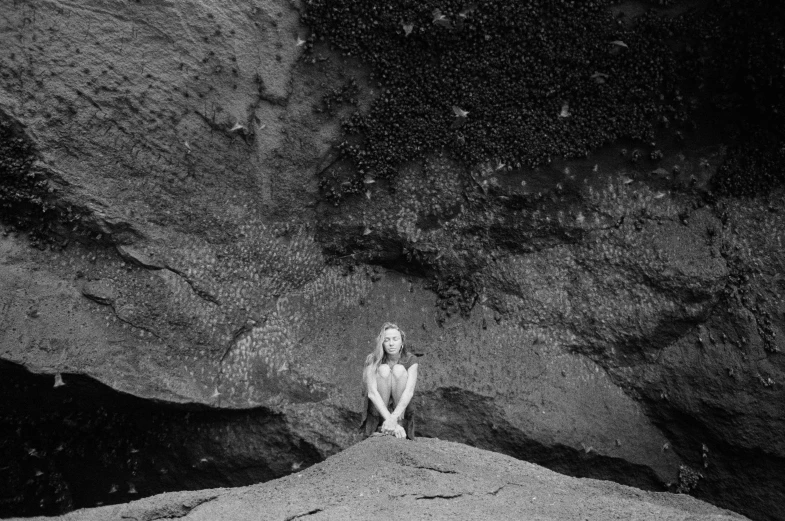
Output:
top-left (382, 328), bottom-right (403, 356)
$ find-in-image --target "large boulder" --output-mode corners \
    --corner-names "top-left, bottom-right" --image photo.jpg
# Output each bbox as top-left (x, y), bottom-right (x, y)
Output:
top-left (26, 436), bottom-right (749, 521)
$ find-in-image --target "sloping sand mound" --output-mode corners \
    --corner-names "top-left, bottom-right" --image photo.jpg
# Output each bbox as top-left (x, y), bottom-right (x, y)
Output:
top-left (29, 436), bottom-right (747, 521)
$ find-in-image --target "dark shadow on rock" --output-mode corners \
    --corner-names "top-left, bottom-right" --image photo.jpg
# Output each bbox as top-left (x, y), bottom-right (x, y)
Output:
top-left (0, 360), bottom-right (323, 517)
top-left (418, 387), bottom-right (664, 492)
top-left (644, 398), bottom-right (785, 521)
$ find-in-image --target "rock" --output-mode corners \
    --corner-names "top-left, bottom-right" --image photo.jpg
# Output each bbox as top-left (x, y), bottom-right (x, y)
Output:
top-left (115, 246), bottom-right (165, 270)
top-left (81, 280), bottom-right (118, 306)
top-left (36, 437), bottom-right (748, 521)
top-left (0, 1), bottom-right (784, 520)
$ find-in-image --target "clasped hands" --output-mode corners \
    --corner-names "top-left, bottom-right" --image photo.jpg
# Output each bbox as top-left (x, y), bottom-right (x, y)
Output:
top-left (381, 414), bottom-right (406, 438)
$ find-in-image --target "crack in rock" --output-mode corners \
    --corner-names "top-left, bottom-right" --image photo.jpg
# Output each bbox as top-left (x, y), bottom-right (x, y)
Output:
top-left (120, 494), bottom-right (219, 520)
top-left (489, 482), bottom-right (525, 496)
top-left (107, 302), bottom-right (165, 343)
top-left (489, 486), bottom-right (505, 496)
top-left (116, 245), bottom-right (166, 270)
top-left (163, 265), bottom-right (221, 306)
top-left (80, 280), bottom-right (119, 306)
top-left (415, 493), bottom-right (464, 500)
top-left (283, 508), bottom-right (323, 520)
top-left (412, 465), bottom-right (458, 474)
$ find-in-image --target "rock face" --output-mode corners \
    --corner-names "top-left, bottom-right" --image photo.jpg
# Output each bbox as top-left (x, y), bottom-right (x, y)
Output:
top-left (1, 1), bottom-right (784, 521)
top-left (26, 436), bottom-right (750, 521)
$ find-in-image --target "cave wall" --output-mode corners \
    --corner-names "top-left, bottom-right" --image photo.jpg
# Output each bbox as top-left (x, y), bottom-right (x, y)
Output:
top-left (1, 1), bottom-right (784, 520)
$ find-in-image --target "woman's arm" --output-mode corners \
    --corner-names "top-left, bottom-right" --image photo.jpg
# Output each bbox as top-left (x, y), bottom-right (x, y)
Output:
top-left (365, 364), bottom-right (393, 421)
top-left (390, 364), bottom-right (418, 419)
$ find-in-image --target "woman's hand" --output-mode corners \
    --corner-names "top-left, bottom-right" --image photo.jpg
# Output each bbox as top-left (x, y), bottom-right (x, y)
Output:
top-left (393, 424), bottom-right (406, 439)
top-left (381, 415), bottom-right (399, 435)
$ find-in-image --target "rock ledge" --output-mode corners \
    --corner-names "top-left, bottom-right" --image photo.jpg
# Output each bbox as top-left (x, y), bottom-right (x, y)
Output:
top-left (33, 436), bottom-right (748, 521)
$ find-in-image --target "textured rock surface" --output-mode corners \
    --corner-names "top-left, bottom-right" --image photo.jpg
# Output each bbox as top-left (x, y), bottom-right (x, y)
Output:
top-left (1, 1), bottom-right (784, 521)
top-left (23, 436), bottom-right (749, 521)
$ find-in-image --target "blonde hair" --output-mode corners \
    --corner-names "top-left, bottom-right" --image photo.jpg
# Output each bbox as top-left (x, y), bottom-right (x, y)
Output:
top-left (362, 322), bottom-right (408, 388)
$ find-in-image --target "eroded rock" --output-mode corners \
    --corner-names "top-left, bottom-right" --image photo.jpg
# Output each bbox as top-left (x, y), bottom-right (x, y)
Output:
top-left (0, 1), bottom-right (784, 521)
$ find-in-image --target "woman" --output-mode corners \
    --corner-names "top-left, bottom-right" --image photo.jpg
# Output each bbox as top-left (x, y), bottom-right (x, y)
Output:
top-left (360, 322), bottom-right (420, 440)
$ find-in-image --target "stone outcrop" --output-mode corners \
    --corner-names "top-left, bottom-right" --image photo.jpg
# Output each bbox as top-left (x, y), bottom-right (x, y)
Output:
top-left (1, 1), bottom-right (783, 521)
top-left (26, 436), bottom-right (749, 521)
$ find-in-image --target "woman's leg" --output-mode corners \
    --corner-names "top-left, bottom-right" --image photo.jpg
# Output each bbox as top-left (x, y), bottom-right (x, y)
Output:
top-left (375, 364), bottom-right (392, 410)
top-left (391, 364), bottom-right (409, 414)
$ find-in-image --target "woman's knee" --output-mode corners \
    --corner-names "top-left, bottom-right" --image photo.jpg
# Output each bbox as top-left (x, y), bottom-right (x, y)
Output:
top-left (377, 364), bottom-right (392, 379)
top-left (391, 364), bottom-right (408, 379)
